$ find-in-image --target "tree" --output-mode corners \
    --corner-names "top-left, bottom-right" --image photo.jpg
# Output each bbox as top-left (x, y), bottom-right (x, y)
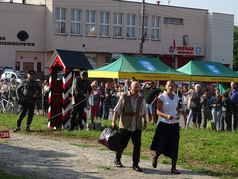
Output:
top-left (234, 26), bottom-right (238, 70)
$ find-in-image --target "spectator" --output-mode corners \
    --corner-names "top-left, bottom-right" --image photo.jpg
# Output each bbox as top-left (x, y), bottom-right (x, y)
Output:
top-left (229, 82), bottom-right (238, 131)
top-left (181, 85), bottom-right (190, 127)
top-left (90, 80), bottom-right (101, 123)
top-left (96, 81), bottom-right (105, 119)
top-left (188, 84), bottom-right (202, 128)
top-left (69, 70), bottom-right (91, 131)
top-left (103, 82), bottom-right (112, 120)
top-left (43, 80), bottom-right (50, 116)
top-left (13, 70), bottom-right (41, 132)
top-left (221, 92), bottom-right (231, 131)
top-left (9, 78), bottom-right (18, 113)
top-left (200, 89), bottom-right (211, 129)
top-left (210, 89), bottom-right (222, 131)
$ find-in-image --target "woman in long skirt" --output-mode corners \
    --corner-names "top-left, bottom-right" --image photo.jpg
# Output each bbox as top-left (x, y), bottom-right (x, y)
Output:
top-left (150, 80), bottom-right (181, 174)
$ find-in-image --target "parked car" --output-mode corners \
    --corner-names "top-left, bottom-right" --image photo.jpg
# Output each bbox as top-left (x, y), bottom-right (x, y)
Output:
top-left (1, 70), bottom-right (26, 83)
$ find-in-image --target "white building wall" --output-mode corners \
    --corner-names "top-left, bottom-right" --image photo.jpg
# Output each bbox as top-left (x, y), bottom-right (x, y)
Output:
top-left (0, 0), bottom-right (234, 74)
top-left (0, 2), bottom-right (45, 70)
top-left (205, 12), bottom-right (234, 67)
top-left (48, 0), bottom-right (207, 56)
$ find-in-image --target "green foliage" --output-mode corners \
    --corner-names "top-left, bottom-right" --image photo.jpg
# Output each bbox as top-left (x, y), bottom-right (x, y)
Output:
top-left (234, 26), bottom-right (238, 70)
top-left (0, 114), bottom-right (238, 178)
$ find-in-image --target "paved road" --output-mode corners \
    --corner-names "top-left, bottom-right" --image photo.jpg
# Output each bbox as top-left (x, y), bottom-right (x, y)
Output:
top-left (0, 132), bottom-right (218, 179)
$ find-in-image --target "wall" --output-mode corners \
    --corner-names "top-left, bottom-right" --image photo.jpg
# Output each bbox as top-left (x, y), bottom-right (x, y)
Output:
top-left (0, 2), bottom-right (45, 70)
top-left (205, 12), bottom-right (234, 67)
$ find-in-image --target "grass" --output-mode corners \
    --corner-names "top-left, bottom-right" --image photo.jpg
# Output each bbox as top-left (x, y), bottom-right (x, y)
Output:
top-left (0, 113), bottom-right (238, 178)
top-left (0, 170), bottom-right (33, 179)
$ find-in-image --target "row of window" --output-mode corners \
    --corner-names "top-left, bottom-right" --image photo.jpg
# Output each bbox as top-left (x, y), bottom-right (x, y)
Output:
top-left (55, 7), bottom-right (162, 40)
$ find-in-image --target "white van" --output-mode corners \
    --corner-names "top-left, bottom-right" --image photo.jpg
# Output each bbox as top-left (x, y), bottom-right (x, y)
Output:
top-left (1, 70), bottom-right (26, 83)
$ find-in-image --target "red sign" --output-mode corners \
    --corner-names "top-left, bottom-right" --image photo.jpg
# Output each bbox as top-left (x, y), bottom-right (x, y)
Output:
top-left (170, 46), bottom-right (194, 55)
top-left (0, 131), bottom-right (10, 138)
top-left (176, 46), bottom-right (194, 55)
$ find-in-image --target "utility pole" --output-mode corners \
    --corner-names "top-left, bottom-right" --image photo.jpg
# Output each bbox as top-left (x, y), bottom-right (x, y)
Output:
top-left (139, 0), bottom-right (145, 56)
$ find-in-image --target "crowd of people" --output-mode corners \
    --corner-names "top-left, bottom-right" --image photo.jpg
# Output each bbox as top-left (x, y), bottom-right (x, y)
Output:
top-left (1, 69), bottom-right (238, 174)
top-left (0, 75), bottom-right (50, 115)
top-left (1, 70), bottom-right (238, 132)
top-left (178, 82), bottom-right (238, 131)
top-left (81, 78), bottom-right (238, 132)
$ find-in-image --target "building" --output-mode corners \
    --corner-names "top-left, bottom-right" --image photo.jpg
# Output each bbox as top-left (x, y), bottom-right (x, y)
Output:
top-left (0, 0), bottom-right (234, 76)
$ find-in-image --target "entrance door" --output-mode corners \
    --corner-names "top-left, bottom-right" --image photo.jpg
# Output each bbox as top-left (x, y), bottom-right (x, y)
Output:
top-left (23, 62), bottom-right (34, 72)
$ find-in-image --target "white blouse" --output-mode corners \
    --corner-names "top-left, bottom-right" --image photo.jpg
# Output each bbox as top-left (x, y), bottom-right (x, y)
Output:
top-left (159, 91), bottom-right (179, 124)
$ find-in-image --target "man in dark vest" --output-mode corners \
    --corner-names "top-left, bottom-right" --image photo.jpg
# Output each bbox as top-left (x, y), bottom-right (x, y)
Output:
top-left (229, 82), bottom-right (238, 131)
top-left (69, 70), bottom-right (91, 131)
top-left (13, 70), bottom-right (41, 132)
top-left (112, 81), bottom-right (147, 172)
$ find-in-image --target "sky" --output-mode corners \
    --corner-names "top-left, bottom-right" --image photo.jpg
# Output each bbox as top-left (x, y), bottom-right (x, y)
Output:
top-left (130, 0), bottom-right (238, 25)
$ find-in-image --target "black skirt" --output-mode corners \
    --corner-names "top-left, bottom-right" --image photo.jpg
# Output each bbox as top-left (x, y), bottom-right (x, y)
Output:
top-left (150, 121), bottom-right (180, 159)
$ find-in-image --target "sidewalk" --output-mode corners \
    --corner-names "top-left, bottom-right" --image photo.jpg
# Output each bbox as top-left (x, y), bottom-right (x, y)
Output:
top-left (0, 132), bottom-right (218, 179)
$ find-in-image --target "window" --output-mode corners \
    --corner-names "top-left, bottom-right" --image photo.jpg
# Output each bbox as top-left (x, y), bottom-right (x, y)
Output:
top-left (55, 7), bottom-right (66, 34)
top-left (71, 9), bottom-right (81, 35)
top-left (164, 17), bottom-right (184, 25)
top-left (105, 56), bottom-right (113, 66)
top-left (113, 13), bottom-right (123, 37)
top-left (139, 14), bottom-right (148, 39)
top-left (100, 11), bottom-right (110, 37)
top-left (85, 10), bottom-right (96, 36)
top-left (85, 54), bottom-right (96, 69)
top-left (126, 14), bottom-right (136, 38)
top-left (151, 16), bottom-right (160, 40)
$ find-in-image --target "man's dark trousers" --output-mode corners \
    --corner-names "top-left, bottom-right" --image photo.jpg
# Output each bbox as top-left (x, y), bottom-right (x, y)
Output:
top-left (116, 129), bottom-right (142, 165)
top-left (17, 102), bottom-right (35, 127)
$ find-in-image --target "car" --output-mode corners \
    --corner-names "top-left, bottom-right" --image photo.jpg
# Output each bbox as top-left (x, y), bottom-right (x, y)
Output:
top-left (1, 70), bottom-right (26, 83)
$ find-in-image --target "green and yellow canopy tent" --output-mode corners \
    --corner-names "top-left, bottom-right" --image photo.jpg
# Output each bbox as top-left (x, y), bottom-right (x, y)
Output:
top-left (88, 55), bottom-right (189, 81)
top-left (177, 60), bottom-right (238, 82)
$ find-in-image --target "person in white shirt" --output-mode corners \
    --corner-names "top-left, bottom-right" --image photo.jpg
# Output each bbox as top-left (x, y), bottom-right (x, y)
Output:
top-left (150, 81), bottom-right (181, 174)
top-left (181, 85), bottom-right (190, 127)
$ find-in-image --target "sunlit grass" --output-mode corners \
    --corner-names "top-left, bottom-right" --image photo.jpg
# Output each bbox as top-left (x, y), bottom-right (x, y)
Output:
top-left (0, 113), bottom-right (238, 178)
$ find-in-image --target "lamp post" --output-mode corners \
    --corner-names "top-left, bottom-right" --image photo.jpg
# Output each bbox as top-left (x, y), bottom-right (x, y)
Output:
top-left (139, 0), bottom-right (145, 56)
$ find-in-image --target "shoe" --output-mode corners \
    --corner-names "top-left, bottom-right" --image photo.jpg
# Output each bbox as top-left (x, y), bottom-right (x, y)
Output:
top-left (26, 127), bottom-right (31, 132)
top-left (152, 155), bottom-right (158, 168)
top-left (79, 124), bottom-right (84, 130)
top-left (171, 168), bottom-right (181, 174)
top-left (13, 127), bottom-right (21, 132)
top-left (132, 165), bottom-right (142, 172)
top-left (114, 160), bottom-right (123, 168)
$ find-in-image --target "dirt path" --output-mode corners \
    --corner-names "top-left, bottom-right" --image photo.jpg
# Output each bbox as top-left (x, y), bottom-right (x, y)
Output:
top-left (0, 132), bottom-right (218, 179)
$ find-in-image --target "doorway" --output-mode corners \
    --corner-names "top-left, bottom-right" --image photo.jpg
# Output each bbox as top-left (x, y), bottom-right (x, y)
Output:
top-left (23, 62), bottom-right (34, 72)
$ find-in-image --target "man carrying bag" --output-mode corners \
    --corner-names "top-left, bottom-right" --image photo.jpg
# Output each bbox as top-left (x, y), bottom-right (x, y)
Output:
top-left (111, 81), bottom-right (147, 172)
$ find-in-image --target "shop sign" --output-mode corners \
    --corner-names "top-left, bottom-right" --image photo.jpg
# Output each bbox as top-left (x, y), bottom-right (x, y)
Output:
top-left (0, 31), bottom-right (35, 47)
top-left (176, 46), bottom-right (194, 55)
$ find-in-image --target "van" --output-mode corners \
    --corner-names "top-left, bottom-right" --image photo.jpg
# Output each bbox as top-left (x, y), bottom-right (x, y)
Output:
top-left (1, 70), bottom-right (26, 83)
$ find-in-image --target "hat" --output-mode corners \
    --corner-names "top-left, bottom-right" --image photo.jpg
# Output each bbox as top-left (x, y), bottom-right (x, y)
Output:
top-left (26, 70), bottom-right (35, 75)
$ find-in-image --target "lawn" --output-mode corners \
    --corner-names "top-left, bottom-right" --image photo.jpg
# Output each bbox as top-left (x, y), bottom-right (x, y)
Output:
top-left (0, 113), bottom-right (238, 178)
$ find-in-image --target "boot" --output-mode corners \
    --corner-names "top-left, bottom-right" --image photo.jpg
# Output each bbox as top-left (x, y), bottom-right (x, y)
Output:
top-left (13, 127), bottom-right (21, 132)
top-left (26, 126), bottom-right (31, 132)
